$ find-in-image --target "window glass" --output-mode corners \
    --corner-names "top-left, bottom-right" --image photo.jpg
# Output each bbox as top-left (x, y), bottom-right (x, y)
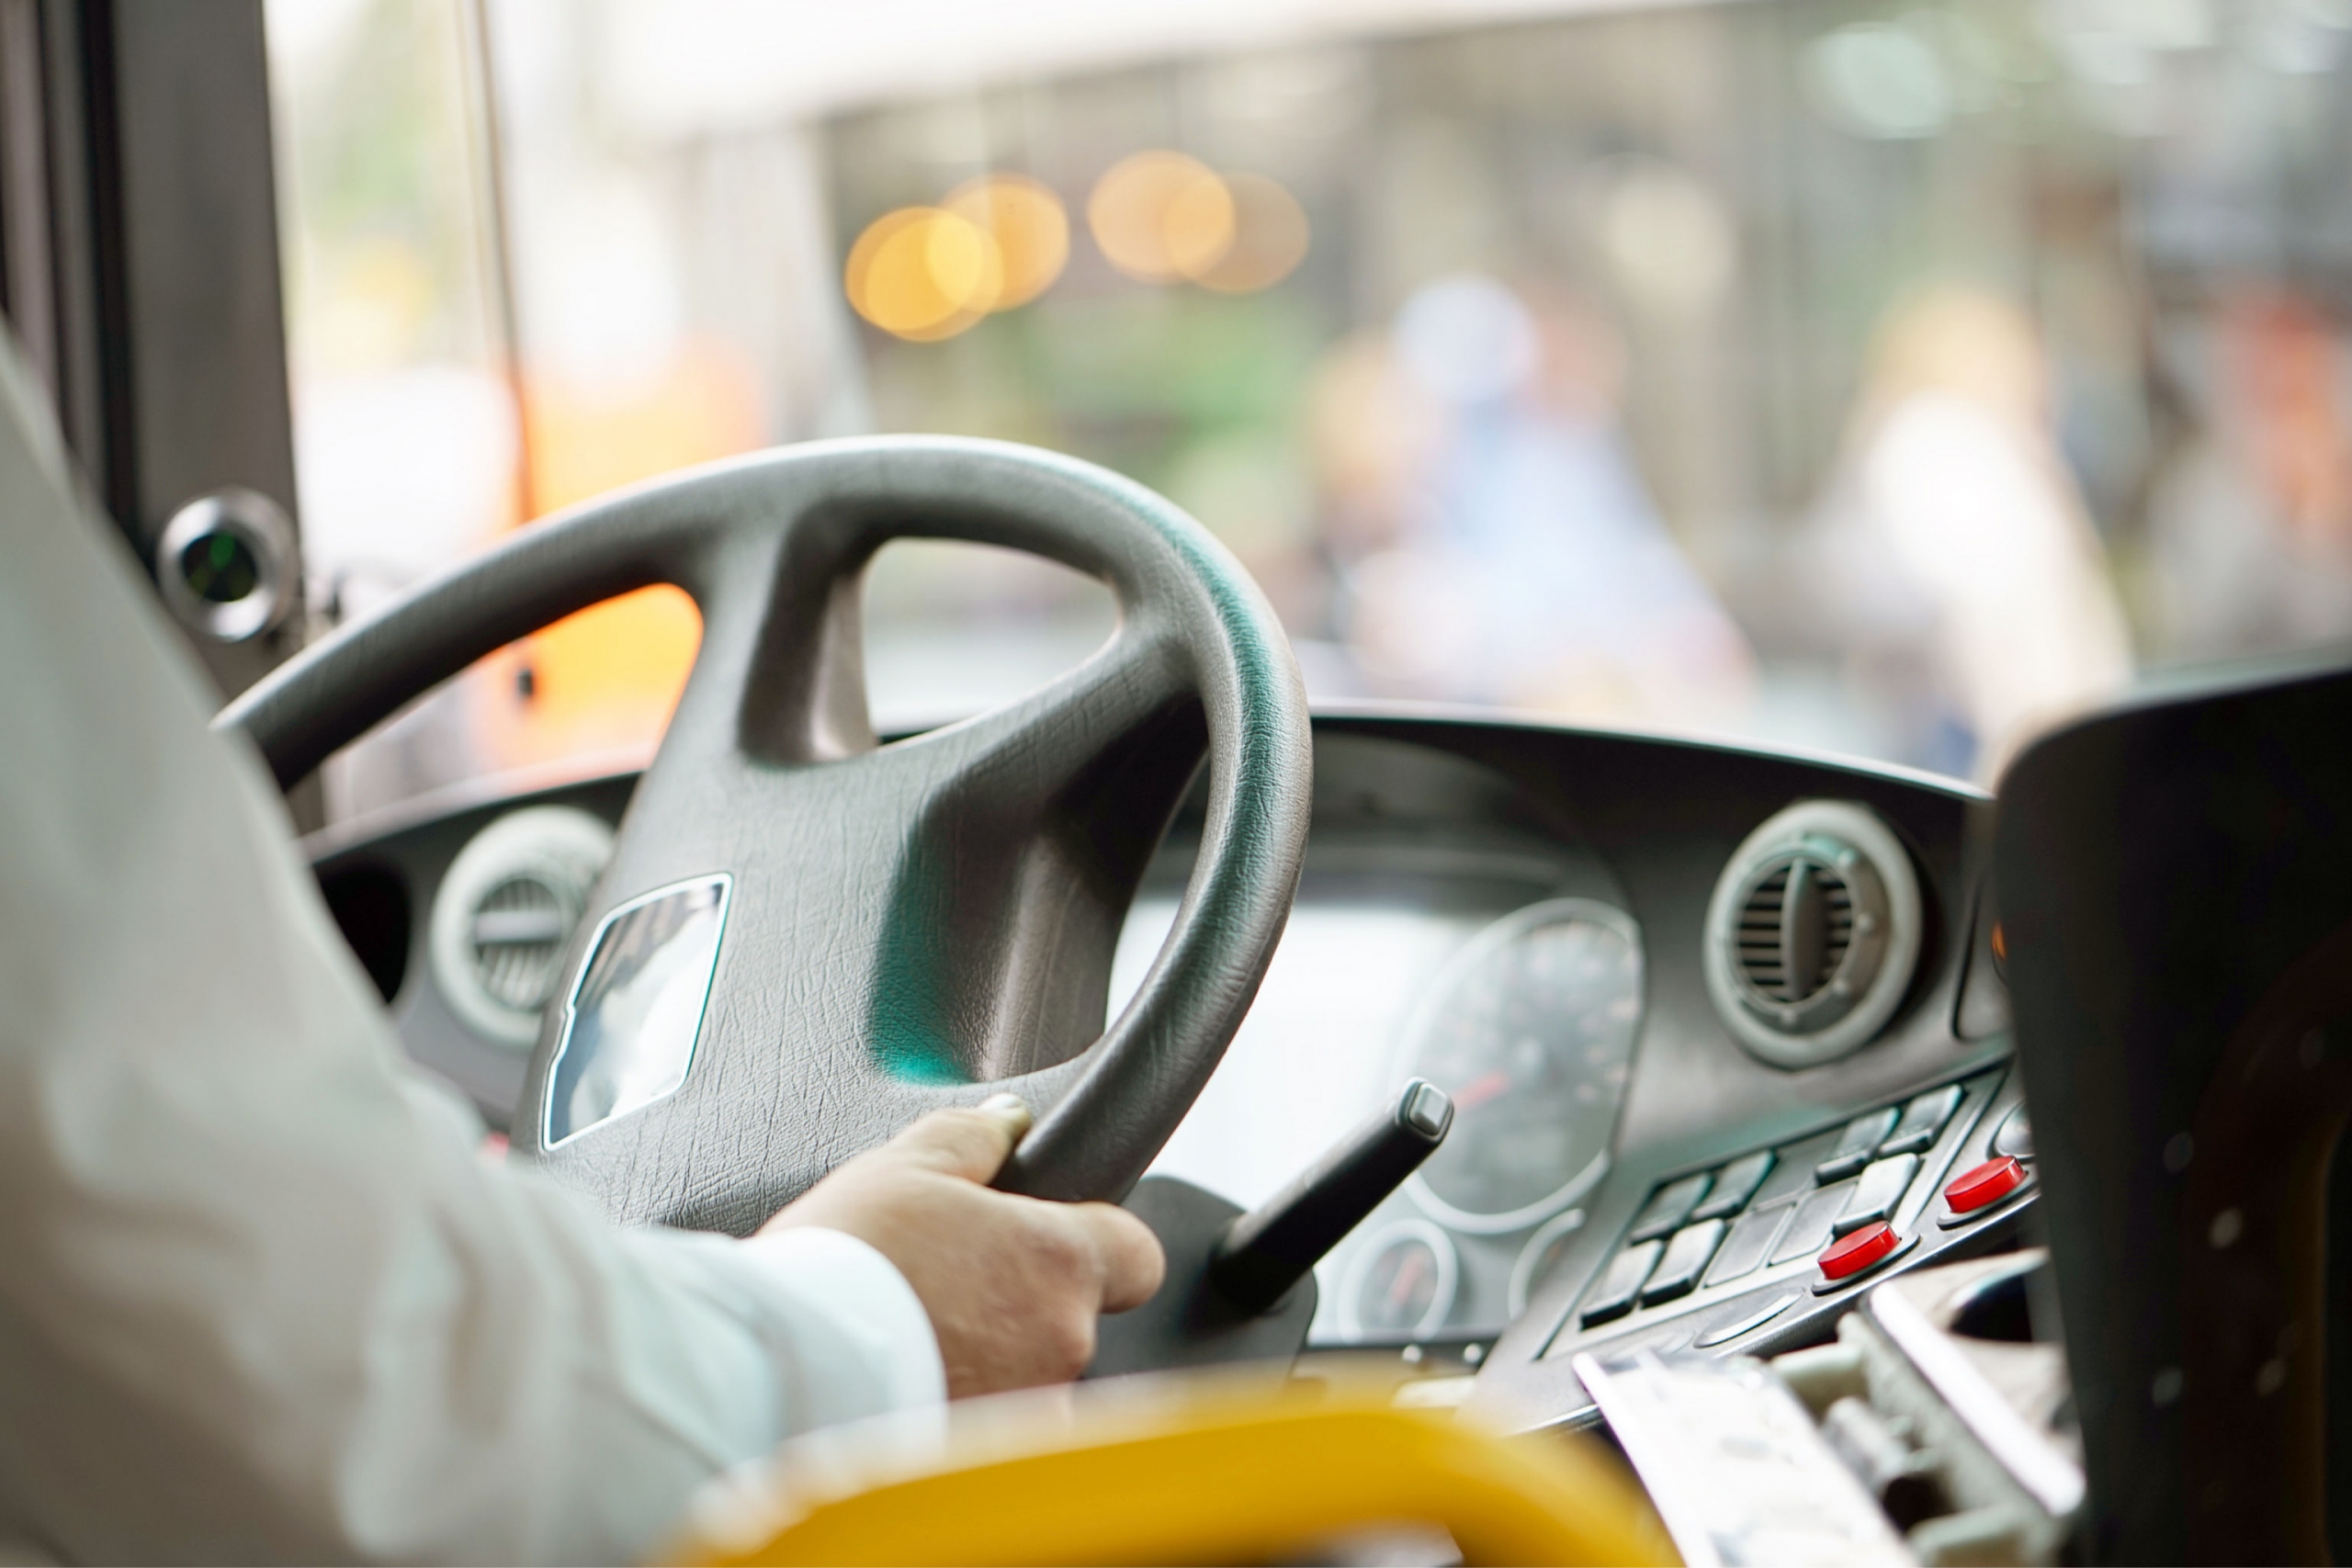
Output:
top-left (268, 0), bottom-right (2352, 809)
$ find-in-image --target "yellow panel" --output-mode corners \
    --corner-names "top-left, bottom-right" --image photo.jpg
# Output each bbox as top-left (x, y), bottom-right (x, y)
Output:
top-left (671, 1378), bottom-right (1678, 1568)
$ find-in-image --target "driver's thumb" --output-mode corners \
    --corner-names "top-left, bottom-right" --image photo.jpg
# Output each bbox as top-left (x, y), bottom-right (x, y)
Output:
top-left (894, 1093), bottom-right (1034, 1182)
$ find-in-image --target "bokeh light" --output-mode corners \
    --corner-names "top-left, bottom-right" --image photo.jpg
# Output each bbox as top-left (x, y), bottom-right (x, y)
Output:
top-left (1597, 159), bottom-right (1735, 320)
top-left (1193, 172), bottom-right (1311, 293)
top-left (1088, 151), bottom-right (1236, 284)
top-left (844, 206), bottom-right (1005, 341)
top-left (944, 174), bottom-right (1069, 309)
top-left (1806, 22), bottom-right (1952, 140)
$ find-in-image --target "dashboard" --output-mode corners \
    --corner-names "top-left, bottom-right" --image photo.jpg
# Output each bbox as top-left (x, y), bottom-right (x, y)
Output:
top-left (306, 708), bottom-right (2026, 1430)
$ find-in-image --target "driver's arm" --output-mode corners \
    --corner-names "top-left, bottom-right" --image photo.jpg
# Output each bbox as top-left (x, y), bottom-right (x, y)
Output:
top-left (0, 344), bottom-right (1154, 1565)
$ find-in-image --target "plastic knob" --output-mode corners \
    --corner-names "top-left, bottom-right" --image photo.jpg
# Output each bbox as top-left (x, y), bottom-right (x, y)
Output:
top-left (1818, 1220), bottom-right (1901, 1281)
top-left (1943, 1155), bottom-right (2027, 1215)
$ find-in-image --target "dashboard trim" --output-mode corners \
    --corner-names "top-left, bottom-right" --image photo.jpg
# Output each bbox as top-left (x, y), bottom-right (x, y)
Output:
top-left (1306, 700), bottom-right (1992, 803)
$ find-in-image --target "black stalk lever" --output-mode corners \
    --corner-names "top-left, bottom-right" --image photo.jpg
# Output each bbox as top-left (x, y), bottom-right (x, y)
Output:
top-left (1084, 1078), bottom-right (1453, 1380)
top-left (1208, 1078), bottom-right (1454, 1315)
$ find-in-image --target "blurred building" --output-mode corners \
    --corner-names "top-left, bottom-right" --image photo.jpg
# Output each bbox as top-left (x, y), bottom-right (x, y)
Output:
top-left (264, 0), bottom-right (2352, 811)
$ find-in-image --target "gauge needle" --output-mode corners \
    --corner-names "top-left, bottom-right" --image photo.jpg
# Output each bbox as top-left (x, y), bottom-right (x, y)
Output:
top-left (1389, 1252), bottom-right (1428, 1306)
top-left (1453, 1069), bottom-right (1511, 1111)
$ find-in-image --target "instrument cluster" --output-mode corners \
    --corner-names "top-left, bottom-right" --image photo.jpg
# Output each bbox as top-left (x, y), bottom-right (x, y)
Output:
top-left (1335, 898), bottom-right (1645, 1342)
top-left (1128, 848), bottom-right (1647, 1350)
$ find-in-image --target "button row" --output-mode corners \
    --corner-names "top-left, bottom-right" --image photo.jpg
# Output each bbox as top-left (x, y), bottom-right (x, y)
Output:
top-left (1580, 1082), bottom-right (1969, 1329)
top-left (1815, 1084), bottom-right (1962, 1182)
top-left (1580, 1215), bottom-right (1735, 1325)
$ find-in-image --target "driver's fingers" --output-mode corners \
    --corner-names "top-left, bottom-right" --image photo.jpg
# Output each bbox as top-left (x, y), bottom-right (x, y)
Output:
top-left (889, 1096), bottom-right (1033, 1182)
top-left (1069, 1201), bottom-right (1166, 1314)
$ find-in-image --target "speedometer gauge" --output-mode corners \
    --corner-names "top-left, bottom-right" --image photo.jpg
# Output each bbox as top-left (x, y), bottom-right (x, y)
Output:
top-left (1400, 898), bottom-right (1643, 1233)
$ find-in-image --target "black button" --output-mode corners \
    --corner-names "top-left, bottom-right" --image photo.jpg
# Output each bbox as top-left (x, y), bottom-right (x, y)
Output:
top-left (1691, 1150), bottom-right (1775, 1221)
top-left (1815, 1107), bottom-right (1900, 1182)
top-left (1703, 1204), bottom-right (1793, 1287)
top-left (1770, 1179), bottom-right (1859, 1266)
top-left (1880, 1085), bottom-right (1963, 1156)
top-left (1831, 1154), bottom-right (1919, 1236)
top-left (1628, 1171), bottom-right (1713, 1243)
top-left (1580, 1239), bottom-right (1664, 1326)
top-left (1639, 1220), bottom-right (1727, 1306)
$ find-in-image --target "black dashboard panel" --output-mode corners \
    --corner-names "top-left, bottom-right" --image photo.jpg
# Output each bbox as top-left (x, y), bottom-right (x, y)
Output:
top-left (308, 770), bottom-right (640, 1124)
top-left (305, 708), bottom-right (2022, 1431)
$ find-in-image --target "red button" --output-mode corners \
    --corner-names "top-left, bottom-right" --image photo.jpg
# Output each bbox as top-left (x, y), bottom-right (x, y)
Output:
top-left (1944, 1156), bottom-right (2026, 1214)
top-left (1819, 1221), bottom-right (1901, 1280)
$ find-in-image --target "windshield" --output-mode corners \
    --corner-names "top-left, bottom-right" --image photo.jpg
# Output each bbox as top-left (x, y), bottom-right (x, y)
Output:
top-left (266, 0), bottom-right (2352, 818)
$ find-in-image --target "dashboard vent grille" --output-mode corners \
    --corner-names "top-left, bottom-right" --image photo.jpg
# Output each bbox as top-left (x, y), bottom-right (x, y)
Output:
top-left (1702, 801), bottom-right (1924, 1069)
top-left (1736, 862), bottom-right (1854, 1003)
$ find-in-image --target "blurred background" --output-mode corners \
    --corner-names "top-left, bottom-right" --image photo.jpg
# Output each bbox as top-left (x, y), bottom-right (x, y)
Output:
top-left (264, 0), bottom-right (2352, 818)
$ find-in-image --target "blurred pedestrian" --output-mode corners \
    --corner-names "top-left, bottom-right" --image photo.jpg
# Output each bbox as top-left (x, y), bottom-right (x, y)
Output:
top-left (2143, 294), bottom-right (2352, 662)
top-left (1805, 288), bottom-right (2132, 781)
top-left (1324, 274), bottom-right (1754, 727)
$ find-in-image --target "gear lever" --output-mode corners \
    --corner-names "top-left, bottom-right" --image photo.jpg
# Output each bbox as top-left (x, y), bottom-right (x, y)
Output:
top-left (1087, 1079), bottom-right (1454, 1379)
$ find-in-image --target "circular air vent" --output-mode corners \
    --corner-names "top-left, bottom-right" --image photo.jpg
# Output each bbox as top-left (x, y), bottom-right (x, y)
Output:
top-left (430, 807), bottom-right (615, 1050)
top-left (1703, 801), bottom-right (1922, 1068)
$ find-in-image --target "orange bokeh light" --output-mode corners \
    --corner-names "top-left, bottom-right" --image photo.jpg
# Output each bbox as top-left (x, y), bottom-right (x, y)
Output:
top-left (945, 174), bottom-right (1069, 310)
top-left (1086, 154), bottom-right (1309, 292)
top-left (844, 206), bottom-right (1005, 341)
top-left (1088, 152), bottom-right (1236, 285)
top-left (1194, 172), bottom-right (1311, 294)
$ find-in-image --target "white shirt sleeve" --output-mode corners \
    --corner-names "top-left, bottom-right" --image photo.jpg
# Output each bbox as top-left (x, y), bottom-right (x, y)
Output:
top-left (0, 343), bottom-right (943, 1565)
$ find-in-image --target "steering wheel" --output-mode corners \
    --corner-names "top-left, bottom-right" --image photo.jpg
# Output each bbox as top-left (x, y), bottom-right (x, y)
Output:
top-left (219, 438), bottom-right (1311, 1233)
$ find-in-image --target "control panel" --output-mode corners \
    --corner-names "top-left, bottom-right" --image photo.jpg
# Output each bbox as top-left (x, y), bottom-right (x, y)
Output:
top-left (1540, 1066), bottom-right (2032, 1373)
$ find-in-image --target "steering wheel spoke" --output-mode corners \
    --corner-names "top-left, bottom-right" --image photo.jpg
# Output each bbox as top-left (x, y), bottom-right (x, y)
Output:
top-left (864, 623), bottom-right (1202, 1066)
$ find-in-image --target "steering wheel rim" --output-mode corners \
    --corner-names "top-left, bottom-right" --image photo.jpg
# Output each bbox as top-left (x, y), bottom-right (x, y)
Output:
top-left (220, 436), bottom-right (1311, 1228)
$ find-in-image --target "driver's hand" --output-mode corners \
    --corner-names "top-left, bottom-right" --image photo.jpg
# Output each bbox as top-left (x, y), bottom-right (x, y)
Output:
top-left (757, 1094), bottom-right (1165, 1398)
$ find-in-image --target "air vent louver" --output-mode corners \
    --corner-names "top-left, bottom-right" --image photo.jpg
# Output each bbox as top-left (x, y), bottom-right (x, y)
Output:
top-left (1735, 861), bottom-right (1855, 1004)
top-left (1703, 801), bottom-right (1924, 1069)
top-left (472, 874), bottom-right (577, 1010)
